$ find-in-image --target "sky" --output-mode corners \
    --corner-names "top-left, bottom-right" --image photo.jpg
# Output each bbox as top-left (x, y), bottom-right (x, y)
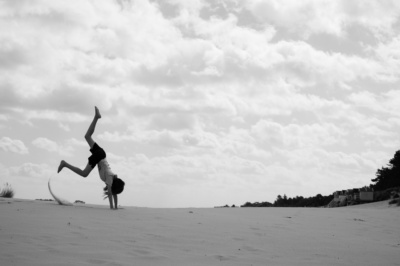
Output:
top-left (1, 0), bottom-right (400, 208)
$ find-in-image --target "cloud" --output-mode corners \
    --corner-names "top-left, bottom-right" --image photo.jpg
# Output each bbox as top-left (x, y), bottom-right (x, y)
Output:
top-left (32, 137), bottom-right (58, 153)
top-left (110, 150), bottom-right (271, 189)
top-left (372, 36), bottom-right (400, 82)
top-left (9, 162), bottom-right (52, 180)
top-left (245, 0), bottom-right (345, 38)
top-left (58, 122), bottom-right (71, 132)
top-left (32, 137), bottom-right (81, 156)
top-left (243, 0), bottom-right (400, 39)
top-left (251, 120), bottom-right (346, 149)
top-left (0, 137), bottom-right (29, 154)
top-left (0, 0), bottom-right (387, 127)
top-left (66, 138), bottom-right (87, 147)
top-left (347, 90), bottom-right (400, 148)
top-left (342, 1), bottom-right (400, 38)
top-left (270, 41), bottom-right (380, 87)
top-left (281, 148), bottom-right (376, 171)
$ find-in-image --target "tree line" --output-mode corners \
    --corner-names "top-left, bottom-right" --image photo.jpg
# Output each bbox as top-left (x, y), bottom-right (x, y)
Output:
top-left (241, 149), bottom-right (400, 208)
top-left (241, 194), bottom-right (333, 208)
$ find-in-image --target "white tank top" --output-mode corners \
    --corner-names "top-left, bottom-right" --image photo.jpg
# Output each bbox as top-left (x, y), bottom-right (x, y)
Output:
top-left (97, 158), bottom-right (114, 186)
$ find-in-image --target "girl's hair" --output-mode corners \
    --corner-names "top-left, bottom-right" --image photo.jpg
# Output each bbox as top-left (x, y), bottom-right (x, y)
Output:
top-left (103, 176), bottom-right (125, 199)
top-left (111, 176), bottom-right (125, 195)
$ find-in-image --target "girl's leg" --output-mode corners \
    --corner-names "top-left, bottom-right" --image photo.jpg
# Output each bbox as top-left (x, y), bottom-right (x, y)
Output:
top-left (57, 161), bottom-right (93, 177)
top-left (57, 106), bottom-right (100, 176)
top-left (85, 106), bottom-right (102, 149)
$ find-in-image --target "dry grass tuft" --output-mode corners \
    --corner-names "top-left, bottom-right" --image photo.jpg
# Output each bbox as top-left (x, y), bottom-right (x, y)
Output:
top-left (0, 183), bottom-right (14, 198)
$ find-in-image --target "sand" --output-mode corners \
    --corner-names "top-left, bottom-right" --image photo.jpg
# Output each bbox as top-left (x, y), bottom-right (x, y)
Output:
top-left (0, 198), bottom-right (399, 266)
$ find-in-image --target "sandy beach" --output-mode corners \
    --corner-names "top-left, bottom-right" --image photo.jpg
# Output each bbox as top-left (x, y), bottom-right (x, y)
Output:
top-left (1, 198), bottom-right (399, 266)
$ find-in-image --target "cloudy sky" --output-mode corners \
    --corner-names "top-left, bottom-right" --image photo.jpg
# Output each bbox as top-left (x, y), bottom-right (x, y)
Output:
top-left (1, 0), bottom-right (400, 208)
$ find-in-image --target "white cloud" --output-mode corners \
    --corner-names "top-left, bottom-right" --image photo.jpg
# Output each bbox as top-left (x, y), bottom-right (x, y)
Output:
top-left (9, 162), bottom-right (52, 179)
top-left (66, 138), bottom-right (87, 147)
top-left (372, 36), bottom-right (400, 82)
top-left (281, 148), bottom-right (376, 171)
top-left (251, 120), bottom-right (346, 149)
top-left (0, 137), bottom-right (29, 154)
top-left (246, 0), bottom-right (345, 38)
top-left (244, 0), bottom-right (400, 39)
top-left (32, 137), bottom-right (78, 156)
top-left (58, 122), bottom-right (70, 132)
top-left (32, 137), bottom-right (58, 153)
top-left (342, 1), bottom-right (400, 38)
top-left (270, 41), bottom-right (380, 87)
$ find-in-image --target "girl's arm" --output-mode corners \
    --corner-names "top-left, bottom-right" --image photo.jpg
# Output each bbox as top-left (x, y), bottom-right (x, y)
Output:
top-left (107, 185), bottom-right (114, 209)
top-left (113, 194), bottom-right (118, 209)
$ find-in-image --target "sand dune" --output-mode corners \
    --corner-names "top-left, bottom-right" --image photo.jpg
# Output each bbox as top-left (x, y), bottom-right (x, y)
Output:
top-left (1, 198), bottom-right (399, 266)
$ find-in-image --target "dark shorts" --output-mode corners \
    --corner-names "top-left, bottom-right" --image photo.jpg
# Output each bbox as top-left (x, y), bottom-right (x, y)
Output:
top-left (88, 143), bottom-right (106, 168)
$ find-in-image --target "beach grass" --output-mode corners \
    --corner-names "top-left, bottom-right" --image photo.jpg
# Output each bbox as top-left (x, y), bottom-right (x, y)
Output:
top-left (0, 183), bottom-right (14, 198)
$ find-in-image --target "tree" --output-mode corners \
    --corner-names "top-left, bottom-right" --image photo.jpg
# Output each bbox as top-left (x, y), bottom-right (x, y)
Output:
top-left (371, 150), bottom-right (400, 190)
top-left (275, 195), bottom-right (283, 207)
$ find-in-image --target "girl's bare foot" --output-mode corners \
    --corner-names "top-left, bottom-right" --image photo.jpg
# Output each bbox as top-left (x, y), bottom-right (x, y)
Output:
top-left (57, 160), bottom-right (66, 173)
top-left (95, 106), bottom-right (101, 119)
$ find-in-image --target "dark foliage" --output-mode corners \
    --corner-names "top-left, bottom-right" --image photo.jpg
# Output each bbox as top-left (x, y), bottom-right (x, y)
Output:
top-left (374, 187), bottom-right (400, 201)
top-left (214, 204), bottom-right (231, 208)
top-left (241, 201), bottom-right (273, 207)
top-left (388, 199), bottom-right (399, 205)
top-left (371, 150), bottom-right (400, 190)
top-left (241, 193), bottom-right (333, 208)
top-left (273, 194), bottom-right (333, 207)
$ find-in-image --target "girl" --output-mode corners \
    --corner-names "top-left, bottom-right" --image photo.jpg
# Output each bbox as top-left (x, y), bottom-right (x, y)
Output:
top-left (57, 107), bottom-right (124, 209)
